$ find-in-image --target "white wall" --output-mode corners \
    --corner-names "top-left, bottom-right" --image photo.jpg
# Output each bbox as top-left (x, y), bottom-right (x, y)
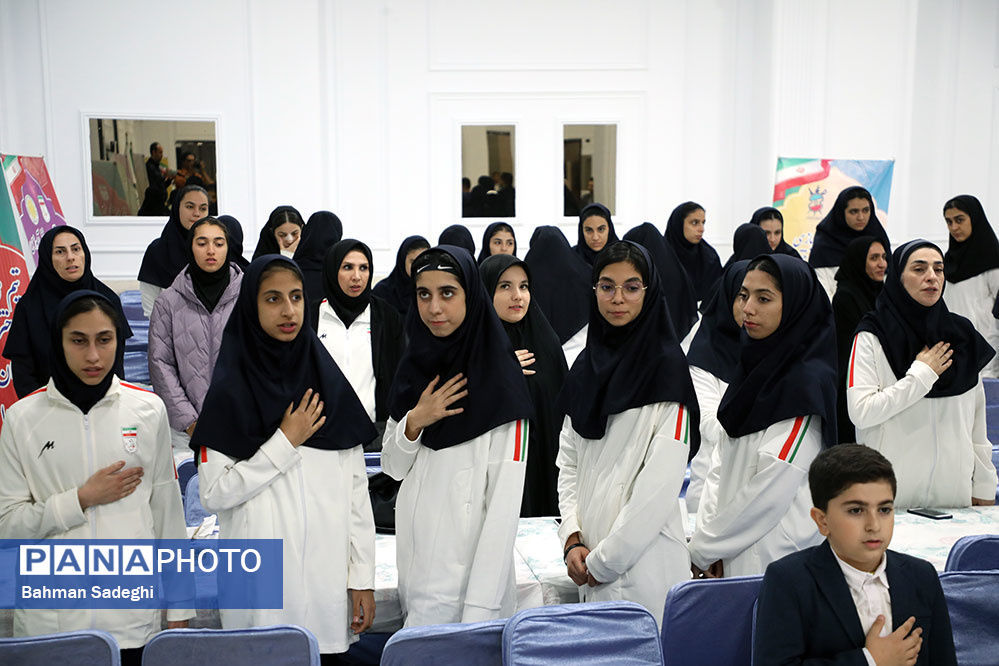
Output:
top-left (0, 0), bottom-right (997, 279)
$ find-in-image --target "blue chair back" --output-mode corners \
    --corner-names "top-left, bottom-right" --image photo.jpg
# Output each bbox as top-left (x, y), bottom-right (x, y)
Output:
top-left (661, 575), bottom-right (764, 666)
top-left (381, 618), bottom-right (505, 665)
top-left (945, 534), bottom-right (999, 571)
top-left (0, 630), bottom-right (120, 665)
top-left (177, 458), bottom-right (196, 501)
top-left (939, 571), bottom-right (999, 666)
top-left (142, 625), bottom-right (319, 666)
top-left (185, 474), bottom-right (211, 527)
top-left (503, 601), bottom-right (663, 665)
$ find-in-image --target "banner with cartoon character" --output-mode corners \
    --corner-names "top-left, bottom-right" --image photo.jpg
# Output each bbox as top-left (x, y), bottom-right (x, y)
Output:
top-left (772, 158), bottom-right (894, 260)
top-left (1, 155), bottom-right (67, 272)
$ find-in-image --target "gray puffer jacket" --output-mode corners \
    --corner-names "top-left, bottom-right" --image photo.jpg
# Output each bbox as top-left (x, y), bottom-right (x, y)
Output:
top-left (148, 264), bottom-right (242, 431)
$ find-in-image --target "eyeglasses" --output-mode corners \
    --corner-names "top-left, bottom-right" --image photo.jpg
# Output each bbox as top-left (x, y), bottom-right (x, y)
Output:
top-left (593, 281), bottom-right (647, 301)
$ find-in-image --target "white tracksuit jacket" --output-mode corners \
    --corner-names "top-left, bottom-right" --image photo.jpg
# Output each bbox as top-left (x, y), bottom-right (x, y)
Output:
top-left (381, 413), bottom-right (528, 627)
top-left (198, 433), bottom-right (375, 654)
top-left (846, 331), bottom-right (998, 508)
top-left (556, 403), bottom-right (692, 627)
top-left (0, 377), bottom-right (193, 648)
top-left (689, 415), bottom-right (823, 577)
top-left (944, 270), bottom-right (999, 378)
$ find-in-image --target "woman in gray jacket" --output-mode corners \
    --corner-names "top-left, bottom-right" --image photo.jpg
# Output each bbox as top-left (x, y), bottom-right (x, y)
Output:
top-left (149, 217), bottom-right (243, 455)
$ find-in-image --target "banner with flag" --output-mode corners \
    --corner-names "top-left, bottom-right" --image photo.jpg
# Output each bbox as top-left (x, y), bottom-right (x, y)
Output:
top-left (773, 157), bottom-right (894, 260)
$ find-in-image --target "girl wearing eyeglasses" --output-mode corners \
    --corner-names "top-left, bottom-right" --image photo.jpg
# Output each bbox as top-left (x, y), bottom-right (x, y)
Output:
top-left (555, 240), bottom-right (699, 626)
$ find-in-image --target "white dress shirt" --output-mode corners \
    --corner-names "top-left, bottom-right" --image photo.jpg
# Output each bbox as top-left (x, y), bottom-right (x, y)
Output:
top-left (833, 549), bottom-right (892, 666)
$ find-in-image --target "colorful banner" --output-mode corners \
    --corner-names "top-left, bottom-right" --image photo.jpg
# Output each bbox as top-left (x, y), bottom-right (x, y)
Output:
top-left (772, 157), bottom-right (894, 260)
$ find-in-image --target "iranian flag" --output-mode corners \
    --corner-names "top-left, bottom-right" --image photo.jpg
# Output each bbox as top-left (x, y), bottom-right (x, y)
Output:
top-left (773, 158), bottom-right (832, 206)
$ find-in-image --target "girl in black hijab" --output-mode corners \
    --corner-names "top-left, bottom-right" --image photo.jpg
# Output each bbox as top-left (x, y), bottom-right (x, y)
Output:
top-left (524, 226), bottom-right (592, 365)
top-left (574, 203), bottom-right (618, 266)
top-left (664, 201), bottom-right (723, 303)
top-left (137, 184), bottom-right (210, 315)
top-left (623, 222), bottom-right (699, 340)
top-left (848, 240), bottom-right (995, 508)
top-left (555, 240), bottom-right (698, 625)
top-left (438, 224), bottom-right (475, 256)
top-left (371, 235), bottom-right (430, 317)
top-left (477, 222), bottom-right (517, 262)
top-left (217, 215), bottom-right (250, 269)
top-left (252, 205), bottom-right (305, 259)
top-left (690, 254), bottom-right (835, 578)
top-left (723, 223), bottom-right (772, 270)
top-left (192, 255), bottom-right (377, 655)
top-left (4, 226), bottom-right (131, 397)
top-left (381, 245), bottom-right (532, 627)
top-left (294, 210), bottom-right (344, 309)
top-left (808, 186), bottom-right (890, 300)
top-left (315, 239), bottom-right (404, 439)
top-left (749, 207), bottom-right (801, 259)
top-left (481, 254), bottom-right (568, 517)
top-left (831, 236), bottom-right (886, 443)
top-left (942, 194), bottom-right (999, 378)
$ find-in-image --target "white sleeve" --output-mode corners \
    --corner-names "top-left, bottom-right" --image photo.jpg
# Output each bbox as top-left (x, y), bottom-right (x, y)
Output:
top-left (688, 416), bottom-right (820, 569)
top-left (695, 440), bottom-right (724, 531)
top-left (846, 332), bottom-right (938, 430)
top-left (970, 380), bottom-right (998, 501)
top-left (139, 281), bottom-right (163, 319)
top-left (197, 430), bottom-right (301, 512)
top-left (347, 447), bottom-right (376, 589)
top-left (461, 419), bottom-right (528, 623)
top-left (0, 418), bottom-right (87, 538)
top-left (555, 416), bottom-right (581, 546)
top-left (584, 403), bottom-right (691, 585)
top-left (381, 414), bottom-right (422, 481)
top-left (690, 366), bottom-right (726, 445)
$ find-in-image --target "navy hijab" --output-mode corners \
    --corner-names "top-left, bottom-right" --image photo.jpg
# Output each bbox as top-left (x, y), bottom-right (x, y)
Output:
top-left (687, 260), bottom-right (749, 385)
top-left (724, 223), bottom-right (772, 271)
top-left (750, 207), bottom-right (801, 259)
top-left (217, 215), bottom-right (250, 269)
top-left (191, 256), bottom-right (376, 460)
top-left (138, 185), bottom-right (209, 287)
top-left (664, 201), bottom-right (723, 302)
top-left (50, 290), bottom-right (127, 414)
top-left (371, 235), bottom-right (429, 316)
top-left (622, 222), bottom-right (700, 340)
top-left (524, 225), bottom-right (592, 344)
top-left (717, 254), bottom-right (838, 447)
top-left (557, 242), bottom-right (700, 455)
top-left (942, 195), bottom-right (999, 284)
top-left (809, 186), bottom-right (890, 269)
top-left (574, 203), bottom-right (618, 266)
top-left (387, 246), bottom-right (532, 450)
top-left (857, 240), bottom-right (994, 398)
top-left (438, 225), bottom-right (475, 256)
top-left (477, 222), bottom-right (517, 263)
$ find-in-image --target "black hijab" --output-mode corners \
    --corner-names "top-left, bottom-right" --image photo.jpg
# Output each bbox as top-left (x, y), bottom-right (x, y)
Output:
top-left (809, 186), bottom-right (890, 269)
top-left (717, 254), bottom-right (838, 447)
top-left (4, 227), bottom-right (131, 397)
top-left (371, 235), bottom-right (429, 316)
top-left (664, 201), bottom-right (723, 302)
top-left (217, 215), bottom-right (250, 269)
top-left (191, 255), bottom-right (376, 460)
top-left (724, 223), bottom-right (772, 270)
top-left (295, 210), bottom-right (343, 308)
top-left (323, 239), bottom-right (371, 327)
top-left (185, 219), bottom-right (232, 313)
top-left (856, 240), bottom-right (994, 398)
top-left (387, 246), bottom-right (532, 450)
top-left (252, 205), bottom-right (304, 260)
top-left (49, 290), bottom-right (127, 414)
top-left (557, 242), bottom-right (700, 455)
top-left (750, 207), bottom-right (801, 259)
top-left (622, 222), bottom-right (700, 340)
top-left (524, 225), bottom-right (592, 344)
top-left (834, 236), bottom-right (884, 312)
top-left (481, 254), bottom-right (568, 516)
top-left (942, 195), bottom-right (999, 284)
top-left (477, 222), bottom-right (517, 263)
top-left (687, 260), bottom-right (749, 385)
top-left (438, 225), bottom-right (475, 256)
top-left (138, 185), bottom-right (208, 287)
top-left (574, 203), bottom-right (618, 266)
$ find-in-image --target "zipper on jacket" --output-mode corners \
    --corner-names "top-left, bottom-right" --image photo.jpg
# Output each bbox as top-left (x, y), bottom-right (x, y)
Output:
top-left (82, 412), bottom-right (97, 629)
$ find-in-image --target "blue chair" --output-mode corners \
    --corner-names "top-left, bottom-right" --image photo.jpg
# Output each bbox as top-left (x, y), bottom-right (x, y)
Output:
top-left (381, 619), bottom-right (505, 665)
top-left (503, 601), bottom-right (663, 665)
top-left (0, 630), bottom-right (120, 665)
top-left (142, 625), bottom-right (319, 666)
top-left (177, 458), bottom-right (196, 502)
top-left (184, 474), bottom-right (212, 527)
top-left (939, 571), bottom-right (999, 666)
top-left (945, 535), bottom-right (999, 571)
top-left (661, 575), bottom-right (764, 666)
